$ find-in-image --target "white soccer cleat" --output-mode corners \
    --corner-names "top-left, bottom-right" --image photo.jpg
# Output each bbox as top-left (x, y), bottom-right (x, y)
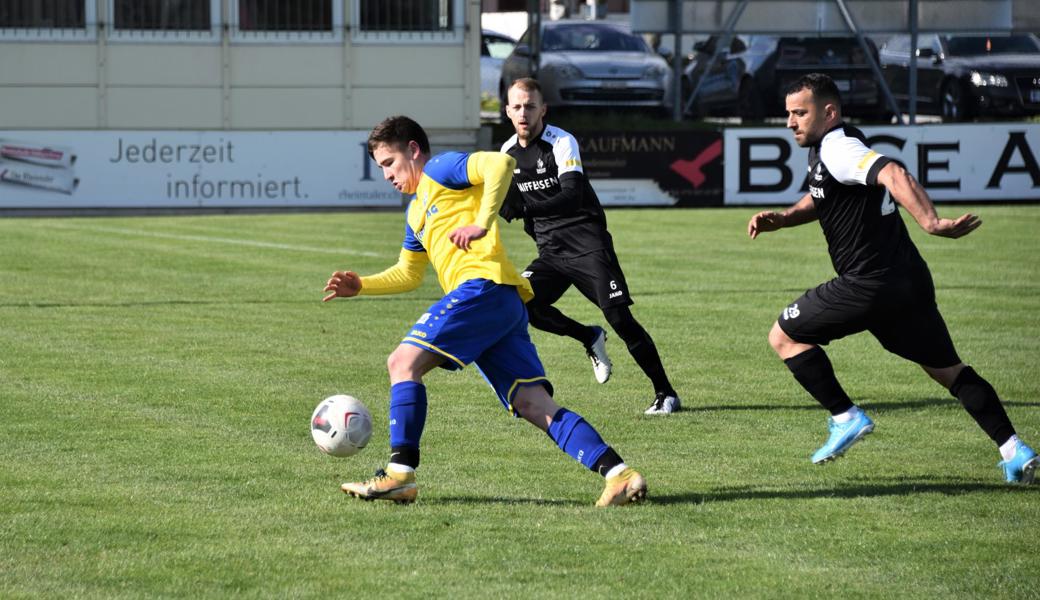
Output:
top-left (585, 326), bottom-right (612, 384)
top-left (645, 393), bottom-right (680, 415)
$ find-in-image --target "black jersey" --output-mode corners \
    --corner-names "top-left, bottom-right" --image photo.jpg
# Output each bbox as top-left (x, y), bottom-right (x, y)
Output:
top-left (501, 124), bottom-right (612, 257)
top-left (808, 123), bottom-right (925, 278)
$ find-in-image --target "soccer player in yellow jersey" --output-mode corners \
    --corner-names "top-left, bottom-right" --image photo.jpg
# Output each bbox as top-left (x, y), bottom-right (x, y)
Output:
top-left (323, 116), bottom-right (646, 506)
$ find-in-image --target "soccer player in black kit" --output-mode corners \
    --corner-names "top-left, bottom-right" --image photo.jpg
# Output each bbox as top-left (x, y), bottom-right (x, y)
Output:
top-left (500, 77), bottom-right (680, 415)
top-left (748, 73), bottom-right (1036, 483)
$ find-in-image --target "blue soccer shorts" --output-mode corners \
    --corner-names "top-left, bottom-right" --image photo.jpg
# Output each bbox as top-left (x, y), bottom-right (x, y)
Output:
top-left (401, 278), bottom-right (552, 414)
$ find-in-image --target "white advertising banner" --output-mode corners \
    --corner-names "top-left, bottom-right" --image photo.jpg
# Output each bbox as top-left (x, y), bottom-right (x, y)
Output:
top-left (0, 131), bottom-right (402, 209)
top-left (724, 123), bottom-right (1040, 205)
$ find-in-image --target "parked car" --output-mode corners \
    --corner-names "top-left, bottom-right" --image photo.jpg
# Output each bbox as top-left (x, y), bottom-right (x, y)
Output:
top-left (880, 33), bottom-right (1040, 120)
top-left (481, 29), bottom-right (516, 103)
top-left (682, 35), bottom-right (887, 119)
top-left (498, 20), bottom-right (673, 113)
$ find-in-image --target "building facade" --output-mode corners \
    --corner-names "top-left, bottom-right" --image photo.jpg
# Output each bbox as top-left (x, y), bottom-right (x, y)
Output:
top-left (0, 0), bottom-right (483, 136)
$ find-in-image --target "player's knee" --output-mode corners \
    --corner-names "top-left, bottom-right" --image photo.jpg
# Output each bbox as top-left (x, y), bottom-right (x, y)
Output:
top-left (526, 301), bottom-right (550, 328)
top-left (768, 322), bottom-right (791, 354)
top-left (602, 305), bottom-right (643, 340)
top-left (386, 348), bottom-right (417, 381)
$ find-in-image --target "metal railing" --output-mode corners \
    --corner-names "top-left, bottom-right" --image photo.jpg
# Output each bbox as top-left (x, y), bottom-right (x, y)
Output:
top-left (358, 0), bottom-right (453, 32)
top-left (237, 0), bottom-right (332, 32)
top-left (1, 0), bottom-right (464, 41)
top-left (0, 0), bottom-right (85, 29)
top-left (112, 0), bottom-right (211, 31)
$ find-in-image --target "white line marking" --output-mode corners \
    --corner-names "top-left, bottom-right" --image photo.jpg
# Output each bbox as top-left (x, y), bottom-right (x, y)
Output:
top-left (37, 222), bottom-right (387, 257)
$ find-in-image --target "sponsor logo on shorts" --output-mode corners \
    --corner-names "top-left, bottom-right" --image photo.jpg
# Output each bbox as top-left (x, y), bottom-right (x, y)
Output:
top-left (783, 303), bottom-right (801, 320)
top-left (521, 270), bottom-right (533, 278)
top-left (809, 185), bottom-right (824, 199)
top-left (409, 329), bottom-right (427, 338)
top-left (608, 289), bottom-right (624, 299)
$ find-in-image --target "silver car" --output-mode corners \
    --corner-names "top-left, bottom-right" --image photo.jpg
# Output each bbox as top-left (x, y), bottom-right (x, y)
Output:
top-left (482, 29), bottom-right (517, 102)
top-left (499, 20), bottom-right (673, 112)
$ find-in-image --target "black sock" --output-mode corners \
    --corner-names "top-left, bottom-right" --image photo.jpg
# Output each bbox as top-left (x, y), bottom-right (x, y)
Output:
top-left (783, 346), bottom-right (853, 415)
top-left (592, 447), bottom-right (623, 477)
top-left (389, 446), bottom-right (420, 469)
top-left (604, 305), bottom-right (674, 395)
top-left (950, 366), bottom-right (1015, 445)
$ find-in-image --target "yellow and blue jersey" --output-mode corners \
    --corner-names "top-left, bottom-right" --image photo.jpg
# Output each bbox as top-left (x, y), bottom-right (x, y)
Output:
top-left (360, 151), bottom-right (534, 303)
top-left (356, 151), bottom-right (548, 411)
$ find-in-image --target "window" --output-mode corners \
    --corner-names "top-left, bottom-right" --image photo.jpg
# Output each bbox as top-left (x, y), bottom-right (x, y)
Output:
top-left (542, 24), bottom-right (646, 53)
top-left (1, 0), bottom-right (94, 39)
top-left (109, 0), bottom-right (219, 39)
top-left (353, 0), bottom-right (462, 43)
top-left (482, 32), bottom-right (515, 59)
top-left (1, 0), bottom-right (83, 28)
top-left (232, 0), bottom-right (342, 41)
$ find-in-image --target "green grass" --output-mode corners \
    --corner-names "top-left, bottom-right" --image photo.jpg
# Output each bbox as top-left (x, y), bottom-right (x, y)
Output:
top-left (1, 206), bottom-right (1037, 598)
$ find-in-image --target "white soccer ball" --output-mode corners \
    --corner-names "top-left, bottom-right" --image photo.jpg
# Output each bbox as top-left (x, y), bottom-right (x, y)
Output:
top-left (310, 394), bottom-right (373, 457)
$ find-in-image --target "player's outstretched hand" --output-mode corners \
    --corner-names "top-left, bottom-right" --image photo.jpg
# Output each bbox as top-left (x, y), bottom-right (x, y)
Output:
top-left (323, 270), bottom-right (362, 301)
top-left (930, 213), bottom-right (982, 239)
top-left (747, 211), bottom-right (785, 239)
top-left (449, 225), bottom-right (488, 251)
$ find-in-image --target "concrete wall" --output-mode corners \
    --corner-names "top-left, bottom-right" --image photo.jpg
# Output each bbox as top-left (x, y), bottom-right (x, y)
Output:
top-left (0, 0), bottom-right (482, 143)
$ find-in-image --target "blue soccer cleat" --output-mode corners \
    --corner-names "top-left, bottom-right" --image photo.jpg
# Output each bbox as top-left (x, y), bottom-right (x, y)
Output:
top-left (811, 411), bottom-right (875, 464)
top-left (998, 440), bottom-right (1038, 484)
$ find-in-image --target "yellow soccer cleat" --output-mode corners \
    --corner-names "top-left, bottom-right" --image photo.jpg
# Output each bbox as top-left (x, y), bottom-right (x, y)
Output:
top-left (595, 467), bottom-right (647, 507)
top-left (341, 468), bottom-right (418, 504)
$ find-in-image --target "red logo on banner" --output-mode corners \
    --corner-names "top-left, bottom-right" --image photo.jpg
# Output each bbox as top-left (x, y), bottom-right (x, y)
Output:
top-left (669, 139), bottom-right (723, 188)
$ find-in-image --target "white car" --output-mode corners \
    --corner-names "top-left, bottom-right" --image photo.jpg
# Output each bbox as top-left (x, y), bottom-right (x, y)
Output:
top-left (482, 29), bottom-right (517, 102)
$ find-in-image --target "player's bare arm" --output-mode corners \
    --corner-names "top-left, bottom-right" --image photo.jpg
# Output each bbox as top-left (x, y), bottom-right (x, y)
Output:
top-left (323, 270), bottom-right (362, 301)
top-left (748, 193), bottom-right (817, 238)
top-left (877, 162), bottom-right (981, 239)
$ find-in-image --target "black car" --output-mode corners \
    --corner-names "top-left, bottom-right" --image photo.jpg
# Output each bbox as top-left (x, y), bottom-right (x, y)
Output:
top-left (880, 34), bottom-right (1040, 120)
top-left (682, 35), bottom-right (887, 119)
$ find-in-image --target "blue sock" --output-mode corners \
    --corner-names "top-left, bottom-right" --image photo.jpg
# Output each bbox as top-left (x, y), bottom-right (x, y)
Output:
top-left (389, 381), bottom-right (427, 467)
top-left (546, 408), bottom-right (609, 471)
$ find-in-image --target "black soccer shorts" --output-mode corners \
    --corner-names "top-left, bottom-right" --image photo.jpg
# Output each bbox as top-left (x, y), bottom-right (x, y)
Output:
top-left (777, 266), bottom-right (961, 369)
top-left (522, 247), bottom-right (634, 309)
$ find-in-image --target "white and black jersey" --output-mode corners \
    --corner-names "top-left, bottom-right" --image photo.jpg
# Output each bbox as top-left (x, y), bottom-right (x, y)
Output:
top-left (809, 124), bottom-right (925, 279)
top-left (780, 123), bottom-right (961, 368)
top-left (500, 124), bottom-right (612, 257)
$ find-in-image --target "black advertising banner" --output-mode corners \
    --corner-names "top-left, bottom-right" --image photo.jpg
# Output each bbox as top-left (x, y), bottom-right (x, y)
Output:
top-left (572, 129), bottom-right (724, 207)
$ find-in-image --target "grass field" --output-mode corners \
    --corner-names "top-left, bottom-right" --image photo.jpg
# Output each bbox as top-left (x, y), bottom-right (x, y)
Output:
top-left (1, 206), bottom-right (1037, 598)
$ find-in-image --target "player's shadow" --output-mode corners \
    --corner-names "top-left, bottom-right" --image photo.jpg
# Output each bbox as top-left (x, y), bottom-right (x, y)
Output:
top-left (683, 397), bottom-right (1040, 413)
top-left (422, 495), bottom-right (583, 507)
top-left (626, 287), bottom-right (823, 298)
top-left (0, 295), bottom-right (440, 309)
top-left (651, 476), bottom-right (1034, 506)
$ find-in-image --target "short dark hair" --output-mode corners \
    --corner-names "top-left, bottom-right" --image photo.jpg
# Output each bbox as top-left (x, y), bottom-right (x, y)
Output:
top-left (510, 77), bottom-right (543, 96)
top-left (785, 73), bottom-right (842, 108)
top-left (367, 116), bottom-right (430, 159)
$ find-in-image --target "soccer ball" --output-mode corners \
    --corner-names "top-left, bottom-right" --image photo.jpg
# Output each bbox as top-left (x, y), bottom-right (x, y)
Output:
top-left (310, 394), bottom-right (373, 457)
